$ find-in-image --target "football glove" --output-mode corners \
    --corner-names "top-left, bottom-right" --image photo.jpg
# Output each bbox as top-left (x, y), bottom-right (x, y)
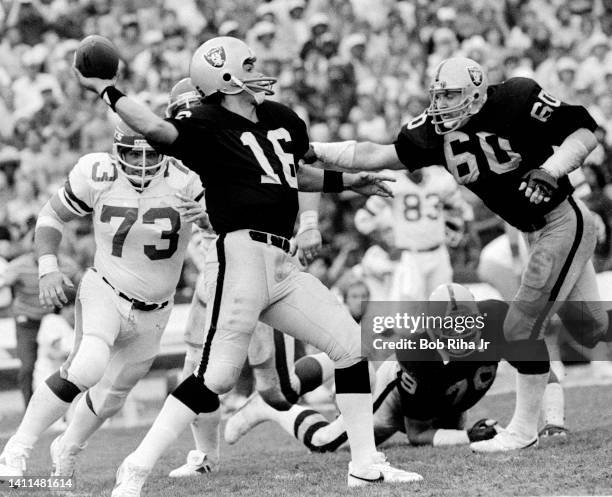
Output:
top-left (520, 168), bottom-right (558, 203)
top-left (467, 418), bottom-right (499, 442)
top-left (445, 217), bottom-right (465, 248)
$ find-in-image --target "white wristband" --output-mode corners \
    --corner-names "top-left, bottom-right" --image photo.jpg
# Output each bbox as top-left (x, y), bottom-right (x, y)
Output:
top-left (312, 141), bottom-right (356, 170)
top-left (38, 254), bottom-right (59, 278)
top-left (298, 210), bottom-right (318, 234)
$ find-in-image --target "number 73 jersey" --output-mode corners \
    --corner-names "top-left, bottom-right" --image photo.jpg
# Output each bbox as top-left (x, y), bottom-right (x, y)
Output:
top-left (394, 77), bottom-right (598, 232)
top-left (58, 153), bottom-right (204, 303)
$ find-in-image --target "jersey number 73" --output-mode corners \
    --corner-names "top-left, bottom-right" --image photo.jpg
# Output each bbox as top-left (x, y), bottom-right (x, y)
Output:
top-left (100, 205), bottom-right (180, 260)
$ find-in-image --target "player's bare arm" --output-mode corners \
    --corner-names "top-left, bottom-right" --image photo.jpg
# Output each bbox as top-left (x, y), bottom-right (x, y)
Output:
top-left (72, 63), bottom-right (178, 145)
top-left (35, 194), bottom-right (79, 308)
top-left (305, 141), bottom-right (404, 172)
top-left (297, 164), bottom-right (396, 197)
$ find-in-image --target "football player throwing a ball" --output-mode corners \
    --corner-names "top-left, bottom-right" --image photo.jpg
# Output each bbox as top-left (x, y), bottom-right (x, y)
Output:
top-left (73, 36), bottom-right (420, 495)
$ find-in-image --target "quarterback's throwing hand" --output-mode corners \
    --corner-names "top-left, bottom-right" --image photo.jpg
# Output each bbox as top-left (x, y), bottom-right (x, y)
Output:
top-left (176, 193), bottom-right (211, 230)
top-left (346, 172), bottom-right (396, 198)
top-left (519, 168), bottom-right (557, 204)
top-left (72, 55), bottom-right (116, 95)
top-left (39, 271), bottom-right (74, 309)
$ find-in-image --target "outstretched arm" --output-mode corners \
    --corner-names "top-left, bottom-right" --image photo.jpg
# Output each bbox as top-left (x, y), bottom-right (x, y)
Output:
top-left (297, 164), bottom-right (395, 197)
top-left (305, 141), bottom-right (404, 172)
top-left (72, 64), bottom-right (178, 145)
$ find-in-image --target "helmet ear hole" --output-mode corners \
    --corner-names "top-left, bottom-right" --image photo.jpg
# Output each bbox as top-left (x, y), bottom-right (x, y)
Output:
top-left (222, 73), bottom-right (231, 81)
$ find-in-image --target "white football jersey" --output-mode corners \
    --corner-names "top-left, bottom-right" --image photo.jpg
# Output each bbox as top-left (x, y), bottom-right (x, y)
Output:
top-left (58, 153), bottom-right (204, 303)
top-left (389, 167), bottom-right (460, 250)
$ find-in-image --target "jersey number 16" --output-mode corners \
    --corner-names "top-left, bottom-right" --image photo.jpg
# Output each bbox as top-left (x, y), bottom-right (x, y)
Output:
top-left (241, 129), bottom-right (298, 188)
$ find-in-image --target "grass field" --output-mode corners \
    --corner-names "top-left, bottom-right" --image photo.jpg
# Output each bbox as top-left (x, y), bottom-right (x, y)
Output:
top-left (2, 384), bottom-right (612, 497)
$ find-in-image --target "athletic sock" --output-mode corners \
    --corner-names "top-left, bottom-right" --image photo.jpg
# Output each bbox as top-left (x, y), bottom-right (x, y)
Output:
top-left (506, 372), bottom-right (549, 440)
top-left (190, 408), bottom-right (221, 462)
top-left (60, 394), bottom-right (104, 448)
top-left (13, 382), bottom-right (72, 448)
top-left (128, 395), bottom-right (197, 469)
top-left (542, 381), bottom-right (565, 427)
top-left (335, 361), bottom-right (376, 466)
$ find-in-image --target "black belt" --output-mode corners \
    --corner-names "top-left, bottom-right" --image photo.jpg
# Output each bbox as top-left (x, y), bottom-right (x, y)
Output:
top-left (249, 230), bottom-right (291, 253)
top-left (92, 268), bottom-right (169, 311)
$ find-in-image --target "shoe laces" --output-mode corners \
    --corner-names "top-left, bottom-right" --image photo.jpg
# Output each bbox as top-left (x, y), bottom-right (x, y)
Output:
top-left (4, 444), bottom-right (29, 471)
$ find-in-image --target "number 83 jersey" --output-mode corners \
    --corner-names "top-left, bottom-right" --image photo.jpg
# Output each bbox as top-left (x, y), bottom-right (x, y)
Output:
top-left (58, 153), bottom-right (204, 303)
top-left (394, 77), bottom-right (598, 232)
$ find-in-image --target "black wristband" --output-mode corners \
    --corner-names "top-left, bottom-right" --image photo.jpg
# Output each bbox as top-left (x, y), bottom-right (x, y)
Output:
top-left (100, 86), bottom-right (125, 112)
top-left (323, 171), bottom-right (344, 192)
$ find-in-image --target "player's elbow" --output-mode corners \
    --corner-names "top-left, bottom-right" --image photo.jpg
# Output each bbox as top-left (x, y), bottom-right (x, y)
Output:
top-left (359, 142), bottom-right (401, 171)
top-left (144, 120), bottom-right (177, 146)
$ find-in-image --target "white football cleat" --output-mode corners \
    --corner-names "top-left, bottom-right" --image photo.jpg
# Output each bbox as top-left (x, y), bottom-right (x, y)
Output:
top-left (111, 458), bottom-right (151, 497)
top-left (347, 452), bottom-right (423, 487)
top-left (224, 393), bottom-right (268, 445)
top-left (470, 430), bottom-right (538, 453)
top-left (168, 450), bottom-right (216, 477)
top-left (0, 439), bottom-right (30, 479)
top-left (50, 435), bottom-right (85, 477)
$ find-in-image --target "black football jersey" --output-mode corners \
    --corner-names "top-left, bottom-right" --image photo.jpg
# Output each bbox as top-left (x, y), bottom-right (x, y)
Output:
top-left (394, 78), bottom-right (598, 232)
top-left (396, 300), bottom-right (508, 421)
top-left (154, 100), bottom-right (309, 239)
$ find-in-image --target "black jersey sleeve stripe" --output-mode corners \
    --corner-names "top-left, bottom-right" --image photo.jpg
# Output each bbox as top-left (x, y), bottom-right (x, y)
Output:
top-left (194, 190), bottom-right (205, 202)
top-left (64, 180), bottom-right (93, 213)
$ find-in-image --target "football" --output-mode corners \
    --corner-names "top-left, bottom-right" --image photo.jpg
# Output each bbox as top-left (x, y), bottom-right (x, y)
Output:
top-left (74, 35), bottom-right (119, 79)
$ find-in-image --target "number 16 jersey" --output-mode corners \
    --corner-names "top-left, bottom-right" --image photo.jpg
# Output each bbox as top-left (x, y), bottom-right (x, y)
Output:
top-left (58, 153), bottom-right (204, 303)
top-left (154, 100), bottom-right (310, 240)
top-left (394, 77), bottom-right (598, 232)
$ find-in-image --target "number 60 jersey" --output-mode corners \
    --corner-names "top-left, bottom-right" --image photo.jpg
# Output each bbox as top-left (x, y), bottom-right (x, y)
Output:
top-left (395, 77), bottom-right (598, 232)
top-left (58, 153), bottom-right (204, 303)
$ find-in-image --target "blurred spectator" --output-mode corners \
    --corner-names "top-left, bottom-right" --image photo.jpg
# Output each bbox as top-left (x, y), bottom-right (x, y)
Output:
top-left (0, 237), bottom-right (80, 408)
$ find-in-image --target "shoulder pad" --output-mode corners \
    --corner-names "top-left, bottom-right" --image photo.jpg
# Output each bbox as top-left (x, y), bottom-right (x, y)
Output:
top-left (262, 100), bottom-right (304, 126)
top-left (74, 153), bottom-right (118, 191)
top-left (400, 113), bottom-right (437, 149)
top-left (492, 78), bottom-right (539, 107)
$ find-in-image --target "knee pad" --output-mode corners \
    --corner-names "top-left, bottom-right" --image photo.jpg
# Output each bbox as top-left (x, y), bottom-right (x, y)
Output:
top-left (172, 374), bottom-right (220, 414)
top-left (63, 335), bottom-right (110, 390)
top-left (506, 339), bottom-right (550, 374)
top-left (335, 360), bottom-right (371, 394)
top-left (46, 370), bottom-right (82, 403)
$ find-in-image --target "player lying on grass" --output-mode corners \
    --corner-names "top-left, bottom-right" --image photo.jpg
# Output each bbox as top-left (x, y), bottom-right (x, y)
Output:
top-left (306, 56), bottom-right (612, 452)
top-left (224, 284), bottom-right (563, 450)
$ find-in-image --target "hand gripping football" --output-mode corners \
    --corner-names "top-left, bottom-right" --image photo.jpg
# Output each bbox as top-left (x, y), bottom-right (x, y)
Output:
top-left (75, 35), bottom-right (119, 79)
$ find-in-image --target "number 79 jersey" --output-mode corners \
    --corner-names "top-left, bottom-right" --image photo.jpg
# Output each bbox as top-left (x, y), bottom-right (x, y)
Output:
top-left (394, 77), bottom-right (598, 232)
top-left (58, 153), bottom-right (204, 303)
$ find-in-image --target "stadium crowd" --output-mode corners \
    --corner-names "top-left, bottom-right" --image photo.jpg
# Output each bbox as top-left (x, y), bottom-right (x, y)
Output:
top-left (2, 0), bottom-right (612, 309)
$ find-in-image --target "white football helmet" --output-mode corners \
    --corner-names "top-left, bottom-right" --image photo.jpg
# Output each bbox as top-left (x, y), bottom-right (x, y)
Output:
top-left (113, 122), bottom-right (167, 192)
top-left (427, 57), bottom-right (488, 135)
top-left (190, 36), bottom-right (276, 104)
top-left (427, 283), bottom-right (481, 357)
